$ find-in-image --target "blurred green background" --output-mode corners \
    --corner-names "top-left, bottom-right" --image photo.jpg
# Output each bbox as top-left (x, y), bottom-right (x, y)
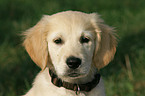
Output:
top-left (0, 0), bottom-right (145, 96)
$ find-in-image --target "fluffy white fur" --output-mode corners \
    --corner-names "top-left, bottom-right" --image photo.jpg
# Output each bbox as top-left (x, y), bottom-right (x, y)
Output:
top-left (23, 11), bottom-right (117, 96)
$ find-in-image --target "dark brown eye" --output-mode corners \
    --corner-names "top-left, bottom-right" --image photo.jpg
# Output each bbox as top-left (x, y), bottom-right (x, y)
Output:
top-left (54, 38), bottom-right (62, 44)
top-left (80, 36), bottom-right (90, 43)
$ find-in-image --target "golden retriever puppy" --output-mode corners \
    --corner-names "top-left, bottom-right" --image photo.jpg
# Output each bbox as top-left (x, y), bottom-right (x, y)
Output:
top-left (23, 11), bottom-right (117, 96)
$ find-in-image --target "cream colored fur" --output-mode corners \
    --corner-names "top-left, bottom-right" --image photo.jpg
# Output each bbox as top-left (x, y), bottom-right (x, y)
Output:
top-left (23, 11), bottom-right (117, 96)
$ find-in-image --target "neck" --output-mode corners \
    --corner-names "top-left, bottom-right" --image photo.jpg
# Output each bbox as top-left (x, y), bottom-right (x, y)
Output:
top-left (48, 66), bottom-right (100, 92)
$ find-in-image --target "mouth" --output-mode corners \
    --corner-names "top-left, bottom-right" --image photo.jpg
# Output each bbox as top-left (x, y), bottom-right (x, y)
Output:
top-left (68, 73), bottom-right (81, 77)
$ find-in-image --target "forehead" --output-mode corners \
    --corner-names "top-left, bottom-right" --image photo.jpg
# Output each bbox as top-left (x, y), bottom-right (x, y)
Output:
top-left (47, 12), bottom-right (95, 38)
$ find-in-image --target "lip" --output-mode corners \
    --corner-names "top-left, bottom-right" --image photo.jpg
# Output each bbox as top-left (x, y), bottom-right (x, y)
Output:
top-left (68, 73), bottom-right (80, 77)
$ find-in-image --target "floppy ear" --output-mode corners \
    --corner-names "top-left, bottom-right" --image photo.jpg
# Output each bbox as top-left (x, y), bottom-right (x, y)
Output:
top-left (91, 14), bottom-right (117, 70)
top-left (23, 16), bottom-right (50, 70)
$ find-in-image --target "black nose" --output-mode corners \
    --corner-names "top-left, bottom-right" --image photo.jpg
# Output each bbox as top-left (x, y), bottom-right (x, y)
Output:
top-left (66, 56), bottom-right (81, 69)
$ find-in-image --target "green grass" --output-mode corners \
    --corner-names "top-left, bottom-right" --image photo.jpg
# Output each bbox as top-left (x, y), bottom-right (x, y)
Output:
top-left (0, 0), bottom-right (145, 96)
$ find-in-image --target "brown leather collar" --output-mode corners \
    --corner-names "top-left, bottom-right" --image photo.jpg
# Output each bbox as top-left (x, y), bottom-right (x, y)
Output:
top-left (49, 69), bottom-right (101, 93)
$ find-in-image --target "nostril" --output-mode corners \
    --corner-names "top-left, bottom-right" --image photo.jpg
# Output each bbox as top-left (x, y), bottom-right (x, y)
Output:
top-left (66, 56), bottom-right (81, 69)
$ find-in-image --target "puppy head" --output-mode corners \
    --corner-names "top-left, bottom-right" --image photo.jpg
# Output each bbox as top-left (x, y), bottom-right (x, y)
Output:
top-left (23, 11), bottom-right (117, 79)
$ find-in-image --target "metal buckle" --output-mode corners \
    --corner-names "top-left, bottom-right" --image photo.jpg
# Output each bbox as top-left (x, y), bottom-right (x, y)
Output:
top-left (76, 85), bottom-right (80, 95)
